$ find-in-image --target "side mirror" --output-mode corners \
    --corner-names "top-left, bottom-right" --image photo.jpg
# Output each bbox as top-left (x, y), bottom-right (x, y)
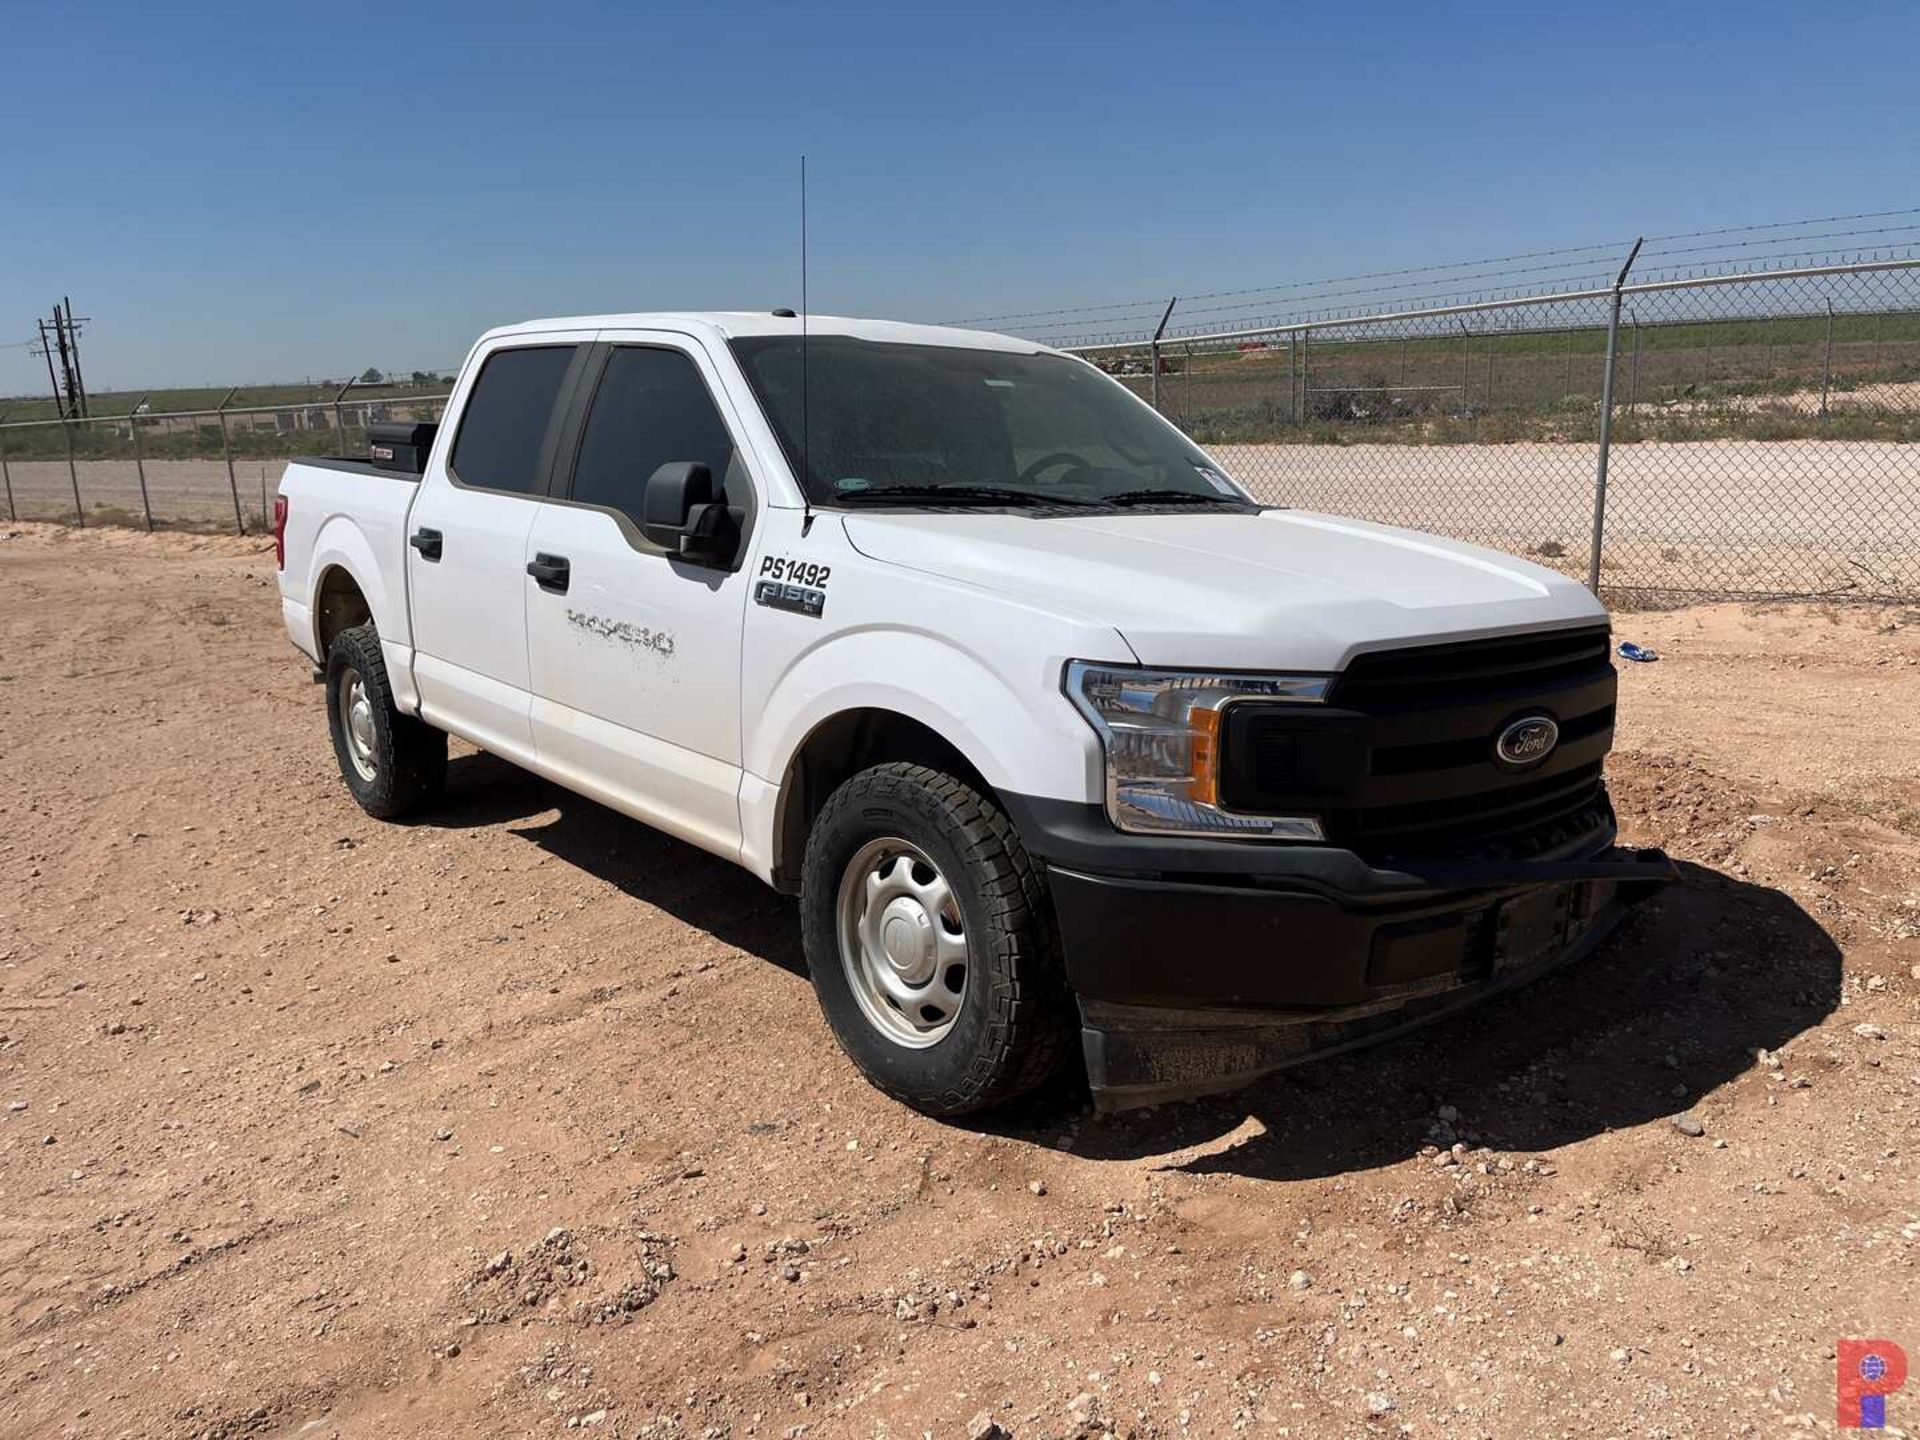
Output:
top-left (640, 461), bottom-right (741, 565)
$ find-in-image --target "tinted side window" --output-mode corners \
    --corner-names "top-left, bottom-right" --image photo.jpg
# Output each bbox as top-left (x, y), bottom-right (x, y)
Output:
top-left (570, 347), bottom-right (737, 525)
top-left (449, 345), bottom-right (576, 494)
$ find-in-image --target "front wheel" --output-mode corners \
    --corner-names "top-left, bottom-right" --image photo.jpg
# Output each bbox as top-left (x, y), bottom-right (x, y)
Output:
top-left (800, 763), bottom-right (1075, 1115)
top-left (325, 622), bottom-right (446, 820)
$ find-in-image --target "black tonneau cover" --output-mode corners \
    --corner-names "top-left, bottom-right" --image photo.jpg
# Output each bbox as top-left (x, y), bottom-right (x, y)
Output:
top-left (291, 456), bottom-right (421, 483)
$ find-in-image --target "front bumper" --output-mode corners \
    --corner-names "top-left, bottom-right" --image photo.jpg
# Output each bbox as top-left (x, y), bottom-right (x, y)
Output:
top-left (1002, 793), bottom-right (1675, 1110)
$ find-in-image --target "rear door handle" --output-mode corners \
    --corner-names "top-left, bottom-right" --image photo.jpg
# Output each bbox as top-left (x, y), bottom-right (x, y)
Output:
top-left (526, 552), bottom-right (570, 593)
top-left (409, 527), bottom-right (443, 561)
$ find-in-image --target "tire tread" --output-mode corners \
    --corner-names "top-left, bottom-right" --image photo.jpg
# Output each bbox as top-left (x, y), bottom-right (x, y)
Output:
top-left (327, 622), bottom-right (446, 820)
top-left (804, 762), bottom-right (1074, 1115)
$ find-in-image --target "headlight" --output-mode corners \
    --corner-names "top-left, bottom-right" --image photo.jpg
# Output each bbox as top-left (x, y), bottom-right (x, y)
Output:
top-left (1064, 661), bottom-right (1331, 839)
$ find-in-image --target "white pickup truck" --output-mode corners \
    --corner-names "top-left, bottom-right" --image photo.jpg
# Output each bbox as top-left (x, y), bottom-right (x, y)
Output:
top-left (275, 312), bottom-right (1669, 1114)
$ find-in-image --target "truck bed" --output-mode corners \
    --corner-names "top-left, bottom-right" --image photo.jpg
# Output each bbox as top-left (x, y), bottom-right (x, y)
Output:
top-left (292, 455), bottom-right (424, 483)
top-left (277, 454), bottom-right (421, 659)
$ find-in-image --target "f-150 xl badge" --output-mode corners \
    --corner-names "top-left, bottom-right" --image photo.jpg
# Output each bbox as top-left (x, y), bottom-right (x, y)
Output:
top-left (755, 578), bottom-right (825, 617)
top-left (755, 555), bottom-right (829, 618)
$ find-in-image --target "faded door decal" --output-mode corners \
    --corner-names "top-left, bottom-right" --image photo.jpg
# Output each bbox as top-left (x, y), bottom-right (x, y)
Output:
top-left (564, 608), bottom-right (675, 660)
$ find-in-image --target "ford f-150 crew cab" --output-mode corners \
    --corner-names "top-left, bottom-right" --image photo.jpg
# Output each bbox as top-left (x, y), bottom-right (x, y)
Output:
top-left (275, 312), bottom-right (1671, 1115)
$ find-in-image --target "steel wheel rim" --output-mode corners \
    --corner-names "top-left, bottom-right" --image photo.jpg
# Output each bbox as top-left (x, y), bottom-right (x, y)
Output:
top-left (836, 836), bottom-right (969, 1048)
top-left (337, 666), bottom-right (377, 782)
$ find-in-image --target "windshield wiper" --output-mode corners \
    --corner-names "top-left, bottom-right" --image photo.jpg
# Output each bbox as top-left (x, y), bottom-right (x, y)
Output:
top-left (833, 484), bottom-right (1093, 508)
top-left (1102, 488), bottom-right (1248, 508)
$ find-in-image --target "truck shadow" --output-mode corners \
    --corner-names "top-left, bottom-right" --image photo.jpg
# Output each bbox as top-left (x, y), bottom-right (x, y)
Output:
top-left (420, 749), bottom-right (806, 977)
top-left (419, 754), bottom-right (1840, 1179)
top-left (1045, 862), bottom-right (1843, 1179)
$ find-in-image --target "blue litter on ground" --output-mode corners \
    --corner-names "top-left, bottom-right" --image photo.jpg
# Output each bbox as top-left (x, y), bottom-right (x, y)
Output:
top-left (1618, 642), bottom-right (1660, 663)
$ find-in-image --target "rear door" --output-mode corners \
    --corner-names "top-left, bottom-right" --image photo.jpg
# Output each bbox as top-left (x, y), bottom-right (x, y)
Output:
top-left (522, 335), bottom-right (759, 859)
top-left (407, 334), bottom-right (595, 763)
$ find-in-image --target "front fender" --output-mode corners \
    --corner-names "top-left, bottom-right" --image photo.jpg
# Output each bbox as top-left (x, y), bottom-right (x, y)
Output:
top-left (739, 625), bottom-right (1110, 886)
top-left (748, 626), bottom-right (1100, 800)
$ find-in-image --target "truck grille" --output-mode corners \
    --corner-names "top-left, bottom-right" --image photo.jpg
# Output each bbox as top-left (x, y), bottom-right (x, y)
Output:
top-left (1218, 625), bottom-right (1616, 863)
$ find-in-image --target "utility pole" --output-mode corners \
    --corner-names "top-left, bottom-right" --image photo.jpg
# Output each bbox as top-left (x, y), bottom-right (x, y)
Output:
top-left (29, 300), bottom-right (91, 418)
top-left (51, 305), bottom-right (78, 416)
top-left (35, 319), bottom-right (64, 413)
top-left (63, 298), bottom-right (90, 418)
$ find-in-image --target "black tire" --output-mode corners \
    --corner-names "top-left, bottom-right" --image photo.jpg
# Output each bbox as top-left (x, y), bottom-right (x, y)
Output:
top-left (324, 622), bottom-right (446, 820)
top-left (800, 762), bottom-right (1076, 1116)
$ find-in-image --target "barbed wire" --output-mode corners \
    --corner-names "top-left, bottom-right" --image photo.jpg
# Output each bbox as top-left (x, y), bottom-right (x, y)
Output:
top-left (945, 206), bottom-right (1920, 344)
top-left (1640, 204), bottom-right (1920, 244)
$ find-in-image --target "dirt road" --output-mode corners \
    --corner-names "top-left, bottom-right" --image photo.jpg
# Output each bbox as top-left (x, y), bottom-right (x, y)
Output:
top-left (1, 524), bottom-right (1916, 1439)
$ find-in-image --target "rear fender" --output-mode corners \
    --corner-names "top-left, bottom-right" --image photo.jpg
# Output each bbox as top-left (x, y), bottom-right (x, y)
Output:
top-left (308, 515), bottom-right (418, 712)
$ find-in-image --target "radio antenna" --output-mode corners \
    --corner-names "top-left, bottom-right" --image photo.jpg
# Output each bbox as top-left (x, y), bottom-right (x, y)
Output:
top-left (799, 154), bottom-right (814, 534)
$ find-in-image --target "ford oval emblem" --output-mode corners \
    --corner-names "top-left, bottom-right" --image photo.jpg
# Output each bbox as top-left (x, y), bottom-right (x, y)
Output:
top-left (1494, 714), bottom-right (1559, 769)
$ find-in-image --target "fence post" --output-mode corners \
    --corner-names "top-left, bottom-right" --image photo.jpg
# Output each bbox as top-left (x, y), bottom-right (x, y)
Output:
top-left (1184, 342), bottom-right (1193, 423)
top-left (1628, 315), bottom-right (1641, 415)
top-left (1148, 296), bottom-right (1177, 413)
top-left (1458, 320), bottom-right (1472, 412)
top-left (216, 386), bottom-right (244, 535)
top-left (0, 412), bottom-right (13, 522)
top-left (64, 421), bottom-right (84, 527)
top-left (332, 379), bottom-right (355, 452)
top-left (1288, 333), bottom-right (1298, 424)
top-left (1819, 299), bottom-right (1834, 418)
top-left (129, 395), bottom-right (153, 531)
top-left (1587, 238), bottom-right (1644, 593)
top-left (1299, 328), bottom-right (1311, 423)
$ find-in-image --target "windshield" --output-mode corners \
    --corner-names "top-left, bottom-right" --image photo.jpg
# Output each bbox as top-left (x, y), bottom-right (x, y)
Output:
top-left (728, 336), bottom-right (1253, 509)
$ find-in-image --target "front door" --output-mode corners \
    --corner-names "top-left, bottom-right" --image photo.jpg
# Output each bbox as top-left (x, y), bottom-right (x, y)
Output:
top-left (523, 336), bottom-right (758, 860)
top-left (407, 336), bottom-right (593, 764)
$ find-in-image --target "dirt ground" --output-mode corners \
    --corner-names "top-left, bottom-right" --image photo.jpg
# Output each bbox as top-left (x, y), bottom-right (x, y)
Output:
top-left (1, 522), bottom-right (1916, 1440)
top-left (1662, 378), bottom-right (1920, 417)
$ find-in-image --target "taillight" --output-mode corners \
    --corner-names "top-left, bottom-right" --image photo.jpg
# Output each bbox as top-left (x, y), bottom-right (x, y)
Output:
top-left (272, 495), bottom-right (289, 571)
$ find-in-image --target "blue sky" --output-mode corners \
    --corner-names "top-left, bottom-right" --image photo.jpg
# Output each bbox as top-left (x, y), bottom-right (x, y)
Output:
top-left (5, 0), bottom-right (1918, 395)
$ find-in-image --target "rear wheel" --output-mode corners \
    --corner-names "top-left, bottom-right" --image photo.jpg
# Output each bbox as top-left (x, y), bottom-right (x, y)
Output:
top-left (801, 762), bottom-right (1075, 1115)
top-left (325, 622), bottom-right (446, 820)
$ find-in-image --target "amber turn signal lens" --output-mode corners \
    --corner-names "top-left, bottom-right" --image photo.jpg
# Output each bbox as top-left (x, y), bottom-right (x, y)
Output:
top-left (1188, 705), bottom-right (1221, 807)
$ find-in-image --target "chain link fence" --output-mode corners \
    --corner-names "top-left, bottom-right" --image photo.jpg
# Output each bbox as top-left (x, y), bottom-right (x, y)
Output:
top-left (1073, 258), bottom-right (1920, 603)
top-left (0, 386), bottom-right (450, 533)
top-left (4, 255), bottom-right (1917, 602)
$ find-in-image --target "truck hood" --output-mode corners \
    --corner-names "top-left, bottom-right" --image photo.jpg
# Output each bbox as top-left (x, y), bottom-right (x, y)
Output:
top-left (841, 508), bottom-right (1606, 670)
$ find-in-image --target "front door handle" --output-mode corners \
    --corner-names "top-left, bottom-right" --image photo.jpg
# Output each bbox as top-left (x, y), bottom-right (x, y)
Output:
top-left (526, 552), bottom-right (571, 593)
top-left (409, 527), bottom-right (443, 561)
